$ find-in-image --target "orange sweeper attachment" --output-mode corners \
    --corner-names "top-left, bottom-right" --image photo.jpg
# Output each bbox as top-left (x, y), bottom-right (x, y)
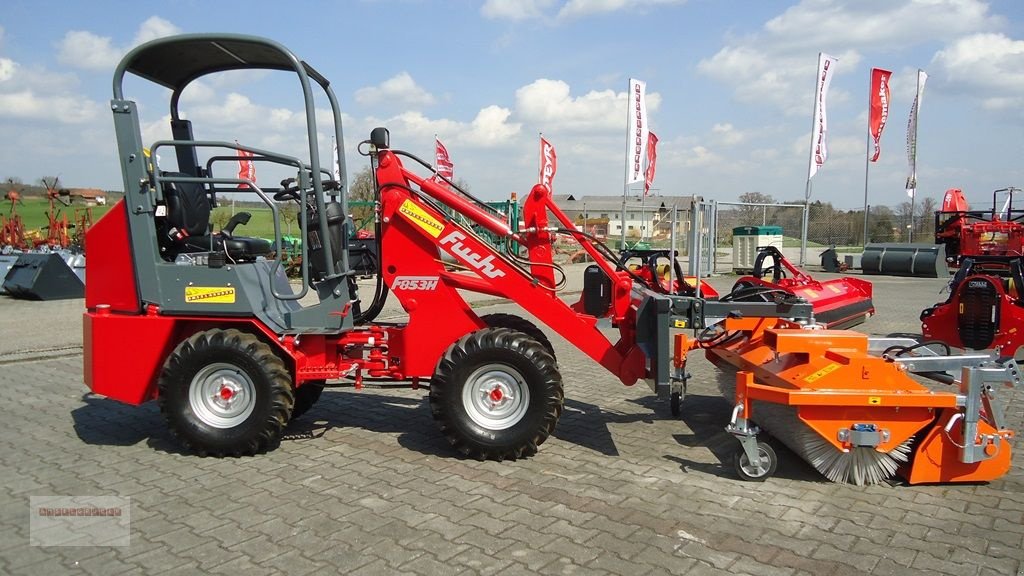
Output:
top-left (693, 318), bottom-right (1019, 485)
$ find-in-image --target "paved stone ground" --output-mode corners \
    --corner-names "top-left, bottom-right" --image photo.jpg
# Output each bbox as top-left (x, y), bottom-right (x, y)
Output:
top-left (0, 269), bottom-right (1021, 575)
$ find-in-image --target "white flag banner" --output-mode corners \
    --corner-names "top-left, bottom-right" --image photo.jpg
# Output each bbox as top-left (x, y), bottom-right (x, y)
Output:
top-left (905, 69), bottom-right (928, 197)
top-left (331, 136), bottom-right (341, 181)
top-left (808, 53), bottom-right (838, 180)
top-left (625, 78), bottom-right (648, 184)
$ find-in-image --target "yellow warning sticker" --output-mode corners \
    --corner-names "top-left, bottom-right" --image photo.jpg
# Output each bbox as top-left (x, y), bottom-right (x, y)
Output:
top-left (673, 319), bottom-right (687, 328)
top-left (398, 199), bottom-right (444, 238)
top-left (804, 362), bottom-right (840, 383)
top-left (185, 286), bottom-right (236, 304)
top-left (868, 397), bottom-right (882, 405)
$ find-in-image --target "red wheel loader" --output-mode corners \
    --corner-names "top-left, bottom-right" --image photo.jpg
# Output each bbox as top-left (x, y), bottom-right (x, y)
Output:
top-left (83, 33), bottom-right (765, 460)
top-left (84, 34), bottom-right (1020, 486)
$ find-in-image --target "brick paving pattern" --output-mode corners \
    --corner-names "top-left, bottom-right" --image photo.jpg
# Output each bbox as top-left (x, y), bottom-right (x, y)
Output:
top-left (0, 270), bottom-right (1020, 575)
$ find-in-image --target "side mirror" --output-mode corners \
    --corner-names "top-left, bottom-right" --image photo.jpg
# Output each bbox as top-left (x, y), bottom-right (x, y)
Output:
top-left (370, 127), bottom-right (390, 150)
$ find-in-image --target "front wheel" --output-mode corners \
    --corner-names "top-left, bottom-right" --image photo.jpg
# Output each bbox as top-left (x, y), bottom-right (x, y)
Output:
top-left (157, 329), bottom-right (294, 456)
top-left (430, 327), bottom-right (563, 461)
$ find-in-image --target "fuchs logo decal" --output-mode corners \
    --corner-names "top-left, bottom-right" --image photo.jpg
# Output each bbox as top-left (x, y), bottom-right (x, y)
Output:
top-left (439, 231), bottom-right (506, 279)
top-left (393, 276), bottom-right (439, 290)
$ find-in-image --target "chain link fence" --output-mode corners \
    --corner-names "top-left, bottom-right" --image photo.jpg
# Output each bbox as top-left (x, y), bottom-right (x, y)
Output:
top-left (715, 203), bottom-right (938, 249)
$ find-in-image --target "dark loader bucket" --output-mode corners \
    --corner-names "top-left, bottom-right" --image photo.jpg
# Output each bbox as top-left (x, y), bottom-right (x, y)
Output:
top-left (861, 243), bottom-right (949, 278)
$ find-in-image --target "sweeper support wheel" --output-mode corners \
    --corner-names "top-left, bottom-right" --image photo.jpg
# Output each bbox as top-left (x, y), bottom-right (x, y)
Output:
top-left (733, 440), bottom-right (777, 482)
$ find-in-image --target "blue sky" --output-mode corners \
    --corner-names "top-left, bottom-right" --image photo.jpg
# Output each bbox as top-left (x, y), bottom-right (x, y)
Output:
top-left (1, 0), bottom-right (1022, 210)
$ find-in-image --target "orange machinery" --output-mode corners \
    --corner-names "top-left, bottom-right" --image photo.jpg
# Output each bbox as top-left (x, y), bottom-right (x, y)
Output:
top-left (689, 317), bottom-right (1018, 485)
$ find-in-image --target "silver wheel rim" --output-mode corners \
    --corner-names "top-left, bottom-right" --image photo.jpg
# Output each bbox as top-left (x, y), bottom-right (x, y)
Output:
top-left (739, 447), bottom-right (772, 478)
top-left (462, 363), bottom-right (530, 431)
top-left (189, 363), bottom-right (257, 429)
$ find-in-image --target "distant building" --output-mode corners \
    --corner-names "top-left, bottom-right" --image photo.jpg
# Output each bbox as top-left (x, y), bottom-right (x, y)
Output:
top-left (68, 188), bottom-right (106, 206)
top-left (543, 194), bottom-right (697, 240)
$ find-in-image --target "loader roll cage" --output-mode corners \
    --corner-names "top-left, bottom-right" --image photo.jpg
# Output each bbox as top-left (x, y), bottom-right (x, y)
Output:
top-left (112, 33), bottom-right (351, 302)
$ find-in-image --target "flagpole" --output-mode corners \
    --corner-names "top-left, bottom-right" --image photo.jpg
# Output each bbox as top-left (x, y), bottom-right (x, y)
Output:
top-left (801, 53), bottom-right (823, 267)
top-left (862, 68), bottom-right (872, 247)
top-left (862, 130), bottom-right (871, 246)
top-left (621, 82), bottom-right (630, 251)
top-left (909, 70), bottom-right (922, 243)
top-left (538, 132), bottom-right (543, 182)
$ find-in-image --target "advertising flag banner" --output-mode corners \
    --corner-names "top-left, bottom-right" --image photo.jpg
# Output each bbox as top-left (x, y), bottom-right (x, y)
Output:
top-left (539, 136), bottom-right (557, 191)
top-left (331, 136), bottom-right (341, 181)
top-left (435, 138), bottom-right (454, 181)
top-left (808, 53), bottom-right (838, 180)
top-left (905, 69), bottom-right (928, 197)
top-left (236, 143), bottom-right (256, 190)
top-left (625, 78), bottom-right (648, 184)
top-left (868, 68), bottom-right (892, 162)
top-left (644, 132), bottom-right (659, 196)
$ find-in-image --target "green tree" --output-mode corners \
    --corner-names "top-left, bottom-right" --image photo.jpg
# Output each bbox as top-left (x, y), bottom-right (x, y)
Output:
top-left (348, 166), bottom-right (376, 233)
top-left (280, 203), bottom-right (298, 236)
top-left (736, 191), bottom-right (776, 225)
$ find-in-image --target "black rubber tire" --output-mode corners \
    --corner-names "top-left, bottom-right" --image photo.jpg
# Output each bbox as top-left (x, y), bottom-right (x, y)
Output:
top-left (733, 441), bottom-right (778, 482)
top-left (157, 329), bottom-right (294, 456)
top-left (479, 313), bottom-right (556, 360)
top-left (430, 327), bottom-right (563, 461)
top-left (291, 381), bottom-right (325, 420)
top-left (670, 391), bottom-right (682, 417)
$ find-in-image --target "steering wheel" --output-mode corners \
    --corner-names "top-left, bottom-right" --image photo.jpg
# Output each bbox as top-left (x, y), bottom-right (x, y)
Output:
top-left (274, 177), bottom-right (342, 202)
top-left (274, 178), bottom-right (301, 202)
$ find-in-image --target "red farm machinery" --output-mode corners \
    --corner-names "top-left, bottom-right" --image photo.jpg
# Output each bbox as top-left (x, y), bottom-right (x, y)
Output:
top-left (83, 34), bottom-right (1020, 486)
top-left (920, 187), bottom-right (1024, 357)
top-left (729, 246), bottom-right (874, 330)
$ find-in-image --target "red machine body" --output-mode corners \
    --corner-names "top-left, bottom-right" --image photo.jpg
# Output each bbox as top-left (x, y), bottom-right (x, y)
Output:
top-left (731, 246), bottom-right (874, 329)
top-left (935, 187), bottom-right (1024, 268)
top-left (921, 257), bottom-right (1024, 357)
top-left (925, 187), bottom-right (1024, 356)
top-left (84, 150), bottom-right (655, 405)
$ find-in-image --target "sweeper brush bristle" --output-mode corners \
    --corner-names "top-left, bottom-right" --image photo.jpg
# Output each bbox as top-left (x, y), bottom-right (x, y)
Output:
top-left (716, 370), bottom-right (913, 486)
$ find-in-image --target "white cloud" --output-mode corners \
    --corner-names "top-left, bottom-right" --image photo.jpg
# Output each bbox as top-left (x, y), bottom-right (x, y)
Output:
top-left (354, 72), bottom-right (436, 108)
top-left (133, 16), bottom-right (180, 45)
top-left (187, 93), bottom-right (304, 132)
top-left (57, 16), bottom-right (181, 71)
top-left (699, 0), bottom-right (999, 114)
top-left (762, 0), bottom-right (1000, 51)
top-left (0, 90), bottom-right (99, 124)
top-left (57, 30), bottom-right (121, 71)
top-left (933, 33), bottom-right (1024, 111)
top-left (557, 0), bottom-right (685, 20)
top-left (481, 0), bottom-right (555, 20)
top-left (710, 123), bottom-right (745, 147)
top-left (0, 58), bottom-right (15, 82)
top-left (482, 0), bottom-right (683, 21)
top-left (366, 105), bottom-right (521, 149)
top-left (514, 78), bottom-right (661, 132)
top-left (463, 105), bottom-right (521, 146)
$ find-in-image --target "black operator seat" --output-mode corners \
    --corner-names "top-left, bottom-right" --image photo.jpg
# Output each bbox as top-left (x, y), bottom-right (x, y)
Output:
top-left (158, 172), bottom-right (272, 261)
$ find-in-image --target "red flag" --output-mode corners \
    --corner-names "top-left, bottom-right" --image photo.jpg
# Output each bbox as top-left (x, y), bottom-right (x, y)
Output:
top-left (539, 136), bottom-right (557, 191)
top-left (643, 132), bottom-right (658, 196)
top-left (434, 138), bottom-right (454, 181)
top-left (868, 68), bottom-right (892, 162)
top-left (236, 144), bottom-right (256, 190)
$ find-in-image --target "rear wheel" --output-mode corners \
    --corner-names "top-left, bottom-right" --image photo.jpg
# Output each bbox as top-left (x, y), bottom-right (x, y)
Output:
top-left (479, 313), bottom-right (556, 361)
top-left (430, 327), bottom-right (563, 461)
top-left (157, 329), bottom-right (294, 456)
